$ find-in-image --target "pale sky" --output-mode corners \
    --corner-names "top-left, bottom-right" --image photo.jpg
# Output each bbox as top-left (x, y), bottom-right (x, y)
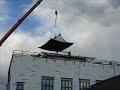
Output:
top-left (1, 0), bottom-right (120, 89)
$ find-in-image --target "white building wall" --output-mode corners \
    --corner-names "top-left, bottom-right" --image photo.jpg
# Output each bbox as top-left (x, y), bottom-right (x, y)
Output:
top-left (9, 54), bottom-right (120, 90)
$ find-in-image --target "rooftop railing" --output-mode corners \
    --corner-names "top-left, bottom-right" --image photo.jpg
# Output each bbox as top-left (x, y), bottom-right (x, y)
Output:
top-left (12, 50), bottom-right (120, 66)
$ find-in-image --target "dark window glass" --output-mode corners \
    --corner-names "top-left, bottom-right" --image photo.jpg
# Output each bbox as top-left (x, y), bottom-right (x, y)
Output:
top-left (42, 76), bottom-right (54, 90)
top-left (61, 78), bottom-right (73, 90)
top-left (16, 82), bottom-right (24, 90)
top-left (79, 79), bottom-right (90, 90)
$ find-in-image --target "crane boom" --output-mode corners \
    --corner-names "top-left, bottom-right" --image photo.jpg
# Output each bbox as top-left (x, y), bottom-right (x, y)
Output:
top-left (0, 0), bottom-right (43, 46)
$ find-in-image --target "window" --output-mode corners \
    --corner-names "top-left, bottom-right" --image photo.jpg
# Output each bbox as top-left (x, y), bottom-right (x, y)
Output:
top-left (79, 79), bottom-right (90, 90)
top-left (41, 76), bottom-right (54, 90)
top-left (16, 82), bottom-right (24, 90)
top-left (61, 78), bottom-right (73, 90)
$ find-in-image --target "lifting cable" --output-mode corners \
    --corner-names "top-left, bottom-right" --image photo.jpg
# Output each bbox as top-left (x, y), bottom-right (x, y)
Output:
top-left (53, 0), bottom-right (59, 35)
top-left (54, 10), bottom-right (58, 29)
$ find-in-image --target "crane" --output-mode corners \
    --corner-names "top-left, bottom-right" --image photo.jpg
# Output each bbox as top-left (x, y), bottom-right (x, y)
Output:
top-left (0, 0), bottom-right (43, 46)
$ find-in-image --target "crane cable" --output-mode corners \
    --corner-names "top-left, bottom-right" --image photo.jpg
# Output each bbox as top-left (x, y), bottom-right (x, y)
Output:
top-left (54, 10), bottom-right (58, 29)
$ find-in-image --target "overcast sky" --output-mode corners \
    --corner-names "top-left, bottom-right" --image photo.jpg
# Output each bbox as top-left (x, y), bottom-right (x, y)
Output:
top-left (1, 0), bottom-right (120, 89)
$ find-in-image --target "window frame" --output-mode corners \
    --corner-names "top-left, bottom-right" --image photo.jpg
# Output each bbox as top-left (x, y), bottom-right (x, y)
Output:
top-left (41, 76), bottom-right (54, 90)
top-left (79, 79), bottom-right (90, 90)
top-left (61, 78), bottom-right (73, 90)
top-left (16, 82), bottom-right (25, 90)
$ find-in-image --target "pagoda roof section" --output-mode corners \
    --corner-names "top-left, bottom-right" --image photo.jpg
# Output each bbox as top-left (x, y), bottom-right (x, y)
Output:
top-left (39, 34), bottom-right (73, 52)
top-left (54, 34), bottom-right (67, 42)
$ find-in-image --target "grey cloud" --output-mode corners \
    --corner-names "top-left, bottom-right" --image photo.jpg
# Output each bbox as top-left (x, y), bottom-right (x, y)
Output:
top-left (61, 0), bottom-right (120, 27)
top-left (63, 0), bottom-right (106, 18)
top-left (44, 0), bottom-right (108, 21)
top-left (41, 0), bottom-right (113, 26)
top-left (109, 0), bottom-right (120, 9)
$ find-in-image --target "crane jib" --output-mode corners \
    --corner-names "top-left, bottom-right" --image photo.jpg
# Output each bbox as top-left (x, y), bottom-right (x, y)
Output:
top-left (0, 0), bottom-right (43, 46)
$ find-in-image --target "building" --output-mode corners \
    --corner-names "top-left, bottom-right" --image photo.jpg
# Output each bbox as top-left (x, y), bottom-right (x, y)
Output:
top-left (7, 34), bottom-right (120, 90)
top-left (88, 75), bottom-right (120, 90)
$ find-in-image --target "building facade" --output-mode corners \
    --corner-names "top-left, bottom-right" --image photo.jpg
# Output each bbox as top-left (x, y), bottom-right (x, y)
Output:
top-left (7, 50), bottom-right (120, 90)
